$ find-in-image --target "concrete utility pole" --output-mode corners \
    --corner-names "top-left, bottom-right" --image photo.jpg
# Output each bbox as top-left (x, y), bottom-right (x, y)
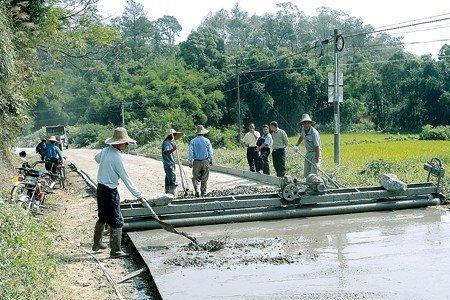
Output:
top-left (121, 101), bottom-right (125, 127)
top-left (236, 59), bottom-right (242, 142)
top-left (333, 29), bottom-right (341, 165)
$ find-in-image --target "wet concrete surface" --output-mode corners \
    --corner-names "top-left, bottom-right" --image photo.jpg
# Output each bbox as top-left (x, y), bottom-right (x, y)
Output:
top-left (129, 207), bottom-right (450, 300)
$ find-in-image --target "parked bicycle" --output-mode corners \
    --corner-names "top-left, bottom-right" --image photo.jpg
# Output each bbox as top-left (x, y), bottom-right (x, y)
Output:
top-left (45, 159), bottom-right (67, 189)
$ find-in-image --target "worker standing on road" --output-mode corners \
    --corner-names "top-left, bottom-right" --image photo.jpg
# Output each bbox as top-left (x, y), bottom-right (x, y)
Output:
top-left (44, 136), bottom-right (64, 173)
top-left (162, 129), bottom-right (183, 195)
top-left (243, 123), bottom-right (260, 172)
top-left (35, 138), bottom-right (46, 161)
top-left (269, 121), bottom-right (289, 177)
top-left (295, 114), bottom-right (322, 178)
top-left (256, 124), bottom-right (272, 175)
top-left (188, 125), bottom-right (213, 197)
top-left (92, 127), bottom-right (144, 258)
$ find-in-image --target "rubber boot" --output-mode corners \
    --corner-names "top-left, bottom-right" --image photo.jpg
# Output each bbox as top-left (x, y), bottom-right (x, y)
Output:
top-left (192, 178), bottom-right (200, 197)
top-left (166, 185), bottom-right (177, 195)
top-left (92, 222), bottom-right (108, 252)
top-left (109, 227), bottom-right (128, 258)
top-left (200, 181), bottom-right (207, 197)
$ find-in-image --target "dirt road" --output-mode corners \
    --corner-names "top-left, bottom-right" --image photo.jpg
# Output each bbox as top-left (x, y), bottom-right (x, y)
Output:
top-left (65, 149), bottom-right (270, 199)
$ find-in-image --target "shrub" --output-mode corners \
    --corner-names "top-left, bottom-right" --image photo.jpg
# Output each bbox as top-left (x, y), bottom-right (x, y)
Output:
top-left (68, 123), bottom-right (113, 148)
top-left (0, 202), bottom-right (55, 300)
top-left (206, 125), bottom-right (240, 149)
top-left (15, 128), bottom-right (46, 147)
top-left (419, 125), bottom-right (450, 141)
top-left (359, 159), bottom-right (395, 177)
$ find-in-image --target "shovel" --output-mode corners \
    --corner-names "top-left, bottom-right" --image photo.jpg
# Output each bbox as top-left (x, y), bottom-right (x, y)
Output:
top-left (139, 198), bottom-right (199, 244)
top-left (140, 198), bottom-right (179, 234)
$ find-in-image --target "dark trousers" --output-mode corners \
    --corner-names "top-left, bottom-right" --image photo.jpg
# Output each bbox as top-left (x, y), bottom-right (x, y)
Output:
top-left (45, 158), bottom-right (59, 174)
top-left (257, 150), bottom-right (270, 175)
top-left (246, 147), bottom-right (258, 172)
top-left (97, 183), bottom-right (123, 229)
top-left (272, 148), bottom-right (286, 177)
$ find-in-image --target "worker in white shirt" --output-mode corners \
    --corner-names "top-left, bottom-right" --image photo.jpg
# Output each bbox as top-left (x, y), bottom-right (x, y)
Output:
top-left (242, 123), bottom-right (261, 172)
top-left (92, 127), bottom-right (143, 258)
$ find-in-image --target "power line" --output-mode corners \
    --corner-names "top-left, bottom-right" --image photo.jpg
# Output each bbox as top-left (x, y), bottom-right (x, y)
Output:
top-left (343, 12), bottom-right (450, 37)
top-left (386, 23), bottom-right (450, 36)
top-left (344, 16), bottom-right (450, 38)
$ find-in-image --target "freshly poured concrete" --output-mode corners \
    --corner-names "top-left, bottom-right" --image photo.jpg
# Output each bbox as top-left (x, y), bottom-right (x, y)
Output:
top-left (129, 207), bottom-right (450, 300)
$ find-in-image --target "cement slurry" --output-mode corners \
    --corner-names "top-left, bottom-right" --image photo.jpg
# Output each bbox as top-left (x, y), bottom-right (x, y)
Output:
top-left (129, 207), bottom-right (450, 300)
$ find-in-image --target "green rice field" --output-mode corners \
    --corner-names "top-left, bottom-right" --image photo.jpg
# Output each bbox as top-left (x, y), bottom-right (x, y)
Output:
top-left (140, 133), bottom-right (450, 195)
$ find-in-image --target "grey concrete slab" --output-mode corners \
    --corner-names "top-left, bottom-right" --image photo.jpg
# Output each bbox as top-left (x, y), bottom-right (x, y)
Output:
top-left (129, 207), bottom-right (450, 300)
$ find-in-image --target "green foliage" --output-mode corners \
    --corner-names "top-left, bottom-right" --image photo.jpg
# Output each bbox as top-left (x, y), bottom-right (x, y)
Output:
top-left (359, 159), bottom-right (394, 177)
top-left (0, 203), bottom-right (56, 300)
top-left (419, 125), bottom-right (450, 141)
top-left (67, 123), bottom-right (113, 148)
top-left (207, 125), bottom-right (240, 149)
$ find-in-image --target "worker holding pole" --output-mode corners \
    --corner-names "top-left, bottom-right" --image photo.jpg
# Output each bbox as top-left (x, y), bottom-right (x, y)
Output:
top-left (162, 129), bottom-right (183, 195)
top-left (295, 114), bottom-right (322, 178)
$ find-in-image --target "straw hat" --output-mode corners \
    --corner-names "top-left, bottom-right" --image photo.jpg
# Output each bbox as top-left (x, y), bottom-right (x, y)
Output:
top-left (105, 127), bottom-right (136, 145)
top-left (166, 128), bottom-right (183, 140)
top-left (47, 136), bottom-right (58, 142)
top-left (196, 125), bottom-right (209, 135)
top-left (299, 114), bottom-right (313, 124)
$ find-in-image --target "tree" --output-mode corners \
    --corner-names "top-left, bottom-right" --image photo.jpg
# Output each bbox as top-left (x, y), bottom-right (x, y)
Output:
top-left (155, 15), bottom-right (182, 45)
top-left (179, 28), bottom-right (226, 74)
top-left (116, 0), bottom-right (155, 59)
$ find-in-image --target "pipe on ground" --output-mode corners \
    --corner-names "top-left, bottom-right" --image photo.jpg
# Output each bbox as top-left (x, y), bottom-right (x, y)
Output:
top-left (123, 197), bottom-right (441, 231)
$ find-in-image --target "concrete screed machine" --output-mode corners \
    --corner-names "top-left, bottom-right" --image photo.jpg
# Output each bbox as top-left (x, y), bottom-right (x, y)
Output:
top-left (119, 159), bottom-right (446, 231)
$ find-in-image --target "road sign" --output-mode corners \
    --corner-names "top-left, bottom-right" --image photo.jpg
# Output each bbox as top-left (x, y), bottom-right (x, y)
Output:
top-left (328, 72), bottom-right (343, 103)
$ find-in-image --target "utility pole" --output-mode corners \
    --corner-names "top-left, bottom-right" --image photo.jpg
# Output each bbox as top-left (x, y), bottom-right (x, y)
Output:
top-left (236, 59), bottom-right (242, 142)
top-left (333, 28), bottom-right (341, 165)
top-left (121, 101), bottom-right (125, 127)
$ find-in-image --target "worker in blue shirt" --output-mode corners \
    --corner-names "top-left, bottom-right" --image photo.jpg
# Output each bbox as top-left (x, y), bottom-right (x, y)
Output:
top-left (162, 128), bottom-right (183, 195)
top-left (188, 125), bottom-right (213, 197)
top-left (44, 136), bottom-right (63, 173)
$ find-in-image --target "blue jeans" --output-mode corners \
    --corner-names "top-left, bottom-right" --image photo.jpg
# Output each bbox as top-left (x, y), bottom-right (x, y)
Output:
top-left (164, 164), bottom-right (177, 187)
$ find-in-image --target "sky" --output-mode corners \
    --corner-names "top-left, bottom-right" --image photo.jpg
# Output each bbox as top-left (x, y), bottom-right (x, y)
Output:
top-left (96, 0), bottom-right (450, 56)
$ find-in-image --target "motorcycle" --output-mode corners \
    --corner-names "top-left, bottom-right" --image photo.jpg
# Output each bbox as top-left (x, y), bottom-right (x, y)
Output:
top-left (11, 151), bottom-right (53, 213)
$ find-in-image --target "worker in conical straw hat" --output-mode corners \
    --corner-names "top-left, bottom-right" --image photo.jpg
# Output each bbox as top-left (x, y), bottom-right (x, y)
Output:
top-left (188, 125), bottom-right (213, 197)
top-left (92, 127), bottom-right (144, 258)
top-left (295, 114), bottom-right (322, 178)
top-left (162, 128), bottom-right (183, 195)
top-left (44, 136), bottom-right (64, 174)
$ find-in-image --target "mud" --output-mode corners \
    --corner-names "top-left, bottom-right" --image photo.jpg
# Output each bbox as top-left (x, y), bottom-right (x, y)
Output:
top-left (176, 185), bottom-right (278, 199)
top-left (181, 236), bottom-right (228, 252)
top-left (162, 237), bottom-right (305, 268)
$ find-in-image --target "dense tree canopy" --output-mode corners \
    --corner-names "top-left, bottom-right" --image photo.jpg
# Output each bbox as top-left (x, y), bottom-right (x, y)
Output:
top-left (2, 1), bottom-right (449, 147)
